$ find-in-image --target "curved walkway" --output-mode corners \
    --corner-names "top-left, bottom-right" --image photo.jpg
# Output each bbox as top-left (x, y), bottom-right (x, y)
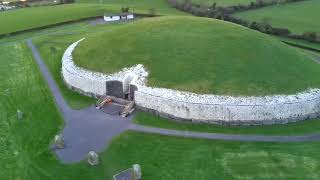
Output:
top-left (26, 39), bottom-right (320, 164)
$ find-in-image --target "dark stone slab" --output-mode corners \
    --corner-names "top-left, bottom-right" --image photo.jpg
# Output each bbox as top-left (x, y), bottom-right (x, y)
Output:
top-left (106, 80), bottom-right (125, 99)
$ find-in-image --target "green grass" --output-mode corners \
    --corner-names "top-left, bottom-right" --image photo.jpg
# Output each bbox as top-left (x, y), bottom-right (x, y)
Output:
top-left (1, 42), bottom-right (320, 179)
top-left (235, 0), bottom-right (320, 34)
top-left (0, 4), bottom-right (121, 35)
top-left (77, 0), bottom-right (187, 15)
top-left (0, 43), bottom-right (320, 180)
top-left (32, 21), bottom-right (139, 109)
top-left (102, 131), bottom-right (320, 180)
top-left (182, 0), bottom-right (254, 6)
top-left (134, 111), bottom-right (320, 135)
top-left (0, 42), bottom-right (98, 179)
top-left (34, 35), bottom-right (95, 109)
top-left (74, 16), bottom-right (320, 96)
top-left (277, 36), bottom-right (320, 52)
top-left (0, 0), bottom-right (186, 36)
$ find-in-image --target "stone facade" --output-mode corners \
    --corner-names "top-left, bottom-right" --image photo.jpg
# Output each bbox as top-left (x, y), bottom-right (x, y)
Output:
top-left (62, 39), bottom-right (320, 125)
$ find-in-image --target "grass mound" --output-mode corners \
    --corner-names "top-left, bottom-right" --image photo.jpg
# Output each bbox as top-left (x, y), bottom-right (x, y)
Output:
top-left (74, 16), bottom-right (320, 95)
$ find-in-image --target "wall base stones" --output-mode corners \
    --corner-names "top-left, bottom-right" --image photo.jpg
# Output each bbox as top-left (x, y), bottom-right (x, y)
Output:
top-left (62, 39), bottom-right (320, 126)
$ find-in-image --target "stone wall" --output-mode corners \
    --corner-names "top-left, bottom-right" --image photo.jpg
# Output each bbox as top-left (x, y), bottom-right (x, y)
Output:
top-left (61, 38), bottom-right (148, 97)
top-left (62, 39), bottom-right (320, 125)
top-left (134, 86), bottom-right (320, 125)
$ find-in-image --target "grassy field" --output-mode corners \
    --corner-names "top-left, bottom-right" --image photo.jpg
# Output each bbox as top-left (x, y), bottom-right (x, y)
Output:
top-left (183, 0), bottom-right (254, 6)
top-left (0, 42), bottom-right (95, 179)
top-left (74, 16), bottom-right (320, 96)
top-left (0, 4), bottom-right (120, 35)
top-left (134, 112), bottom-right (320, 135)
top-left (277, 36), bottom-right (320, 52)
top-left (0, 2), bottom-right (185, 36)
top-left (1, 35), bottom-right (320, 180)
top-left (77, 0), bottom-right (187, 15)
top-left (235, 0), bottom-right (320, 34)
top-left (2, 2), bottom-right (320, 180)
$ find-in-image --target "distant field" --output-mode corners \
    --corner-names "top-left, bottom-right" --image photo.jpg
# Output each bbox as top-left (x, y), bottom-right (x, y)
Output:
top-left (77, 0), bottom-right (187, 15)
top-left (235, 0), bottom-right (320, 34)
top-left (0, 4), bottom-right (119, 35)
top-left (0, 1), bottom-right (185, 36)
top-left (187, 0), bottom-right (254, 6)
top-left (277, 36), bottom-right (320, 51)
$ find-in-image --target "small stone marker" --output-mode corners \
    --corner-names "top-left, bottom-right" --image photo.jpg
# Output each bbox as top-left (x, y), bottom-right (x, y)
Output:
top-left (54, 134), bottom-right (65, 149)
top-left (17, 109), bottom-right (24, 120)
top-left (87, 151), bottom-right (99, 166)
top-left (132, 164), bottom-right (142, 180)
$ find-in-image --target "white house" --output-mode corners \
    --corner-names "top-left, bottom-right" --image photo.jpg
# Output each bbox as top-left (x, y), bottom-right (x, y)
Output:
top-left (104, 15), bottom-right (121, 22)
top-left (0, 5), bottom-right (4, 11)
top-left (104, 14), bottom-right (134, 22)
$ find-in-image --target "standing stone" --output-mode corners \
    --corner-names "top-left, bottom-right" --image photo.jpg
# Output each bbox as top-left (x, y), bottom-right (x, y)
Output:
top-left (87, 151), bottom-right (99, 166)
top-left (132, 164), bottom-right (142, 180)
top-left (54, 134), bottom-right (64, 149)
top-left (17, 110), bottom-right (24, 120)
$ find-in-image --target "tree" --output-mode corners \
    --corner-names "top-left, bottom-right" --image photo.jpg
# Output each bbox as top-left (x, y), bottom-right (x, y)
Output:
top-left (121, 6), bottom-right (130, 13)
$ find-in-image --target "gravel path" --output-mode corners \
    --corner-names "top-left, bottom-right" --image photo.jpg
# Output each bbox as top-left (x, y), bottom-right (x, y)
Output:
top-left (27, 39), bottom-right (320, 164)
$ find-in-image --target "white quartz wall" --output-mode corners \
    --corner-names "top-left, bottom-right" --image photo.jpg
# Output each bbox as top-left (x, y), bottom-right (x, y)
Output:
top-left (134, 86), bottom-right (320, 123)
top-left (61, 38), bottom-right (148, 96)
top-left (62, 39), bottom-right (320, 124)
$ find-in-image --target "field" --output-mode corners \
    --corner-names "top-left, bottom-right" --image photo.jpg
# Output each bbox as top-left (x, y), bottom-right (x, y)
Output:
top-left (74, 16), bottom-right (320, 96)
top-left (0, 1), bottom-right (185, 36)
top-left (2, 42), bottom-right (320, 180)
top-left (77, 0), bottom-right (187, 15)
top-left (185, 0), bottom-right (254, 6)
top-left (1, 2), bottom-right (320, 179)
top-left (235, 0), bottom-right (320, 34)
top-left (0, 4), bottom-right (118, 35)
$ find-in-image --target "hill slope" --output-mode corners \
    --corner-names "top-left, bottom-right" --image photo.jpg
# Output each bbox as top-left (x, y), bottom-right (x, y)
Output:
top-left (74, 16), bottom-right (320, 95)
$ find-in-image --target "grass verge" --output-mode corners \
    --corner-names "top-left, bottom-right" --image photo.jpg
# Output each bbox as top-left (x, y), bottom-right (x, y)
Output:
top-left (134, 111), bottom-right (320, 135)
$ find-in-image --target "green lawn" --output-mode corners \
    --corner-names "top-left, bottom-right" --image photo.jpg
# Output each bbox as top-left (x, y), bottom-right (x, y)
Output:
top-left (102, 131), bottom-right (320, 180)
top-left (235, 0), bottom-right (320, 34)
top-left (74, 16), bottom-right (320, 96)
top-left (0, 42), bottom-right (96, 179)
top-left (134, 111), bottom-right (320, 135)
top-left (34, 35), bottom-right (95, 109)
top-left (1, 41), bottom-right (320, 179)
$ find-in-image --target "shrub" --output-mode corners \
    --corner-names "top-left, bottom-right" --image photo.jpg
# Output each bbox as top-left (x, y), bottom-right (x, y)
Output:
top-left (121, 6), bottom-right (129, 13)
top-left (149, 8), bottom-right (156, 16)
top-left (302, 32), bottom-right (318, 42)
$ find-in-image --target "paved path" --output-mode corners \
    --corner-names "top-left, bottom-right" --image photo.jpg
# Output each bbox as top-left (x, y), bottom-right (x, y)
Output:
top-left (27, 39), bottom-right (320, 164)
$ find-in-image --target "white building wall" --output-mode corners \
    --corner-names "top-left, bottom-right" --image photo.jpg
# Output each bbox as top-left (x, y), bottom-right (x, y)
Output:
top-left (104, 15), bottom-right (120, 22)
